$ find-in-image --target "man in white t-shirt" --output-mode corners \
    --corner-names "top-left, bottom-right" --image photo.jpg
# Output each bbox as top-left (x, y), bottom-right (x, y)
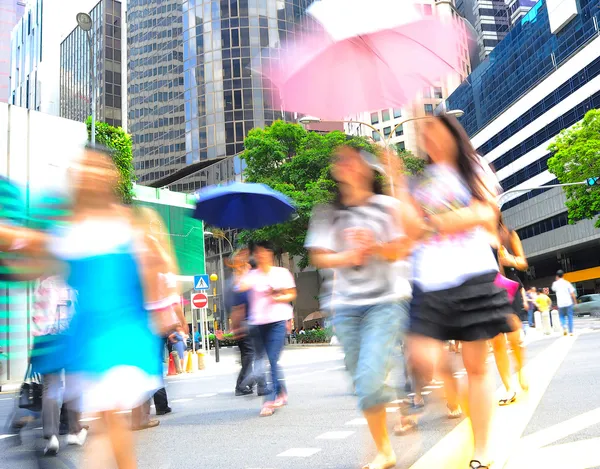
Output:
top-left (551, 270), bottom-right (577, 335)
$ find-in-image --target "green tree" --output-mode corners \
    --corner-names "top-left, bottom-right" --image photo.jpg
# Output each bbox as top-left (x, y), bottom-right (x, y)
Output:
top-left (547, 109), bottom-right (600, 227)
top-left (239, 121), bottom-right (378, 268)
top-left (86, 117), bottom-right (135, 204)
top-left (397, 148), bottom-right (426, 176)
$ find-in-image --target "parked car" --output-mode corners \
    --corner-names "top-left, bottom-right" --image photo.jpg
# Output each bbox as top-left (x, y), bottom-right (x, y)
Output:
top-left (573, 294), bottom-right (600, 317)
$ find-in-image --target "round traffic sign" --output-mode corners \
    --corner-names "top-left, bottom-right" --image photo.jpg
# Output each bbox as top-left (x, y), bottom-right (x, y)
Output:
top-left (192, 293), bottom-right (208, 309)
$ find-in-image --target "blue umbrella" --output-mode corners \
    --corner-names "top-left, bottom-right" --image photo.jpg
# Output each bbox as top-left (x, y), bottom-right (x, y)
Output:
top-left (193, 182), bottom-right (296, 229)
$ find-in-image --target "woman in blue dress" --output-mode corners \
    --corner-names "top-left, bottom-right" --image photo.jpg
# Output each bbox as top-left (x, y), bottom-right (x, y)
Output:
top-left (0, 145), bottom-right (162, 469)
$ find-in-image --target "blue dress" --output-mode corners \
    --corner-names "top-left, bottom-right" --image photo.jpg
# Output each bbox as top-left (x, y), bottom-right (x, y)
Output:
top-left (50, 219), bottom-right (162, 412)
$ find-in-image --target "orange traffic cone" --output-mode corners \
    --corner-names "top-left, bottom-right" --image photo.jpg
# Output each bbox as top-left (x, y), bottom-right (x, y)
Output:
top-left (167, 353), bottom-right (177, 376)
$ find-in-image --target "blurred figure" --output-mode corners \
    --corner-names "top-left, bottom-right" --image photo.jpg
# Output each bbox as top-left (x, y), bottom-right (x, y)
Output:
top-left (169, 328), bottom-right (186, 373)
top-left (31, 275), bottom-right (87, 455)
top-left (236, 241), bottom-right (296, 417)
top-left (0, 145), bottom-right (163, 469)
top-left (535, 287), bottom-right (553, 335)
top-left (526, 286), bottom-right (537, 328)
top-left (394, 115), bottom-right (513, 469)
top-left (491, 217), bottom-right (529, 406)
top-left (306, 145), bottom-right (410, 469)
top-left (552, 270), bottom-right (577, 335)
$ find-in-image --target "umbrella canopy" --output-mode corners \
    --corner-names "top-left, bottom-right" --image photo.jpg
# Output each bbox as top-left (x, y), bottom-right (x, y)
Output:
top-left (303, 311), bottom-right (326, 323)
top-left (193, 182), bottom-right (296, 230)
top-left (265, 0), bottom-right (464, 119)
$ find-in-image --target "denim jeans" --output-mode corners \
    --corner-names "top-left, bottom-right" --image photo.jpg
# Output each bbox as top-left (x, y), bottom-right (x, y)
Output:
top-left (256, 320), bottom-right (287, 402)
top-left (333, 301), bottom-right (406, 411)
top-left (559, 306), bottom-right (574, 333)
top-left (528, 308), bottom-right (535, 327)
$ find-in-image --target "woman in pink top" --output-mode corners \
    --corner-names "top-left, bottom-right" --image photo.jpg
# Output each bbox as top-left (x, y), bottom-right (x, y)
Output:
top-left (237, 240), bottom-right (296, 417)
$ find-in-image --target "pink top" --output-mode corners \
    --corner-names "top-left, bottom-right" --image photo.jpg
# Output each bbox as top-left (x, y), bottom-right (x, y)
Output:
top-left (244, 267), bottom-right (296, 326)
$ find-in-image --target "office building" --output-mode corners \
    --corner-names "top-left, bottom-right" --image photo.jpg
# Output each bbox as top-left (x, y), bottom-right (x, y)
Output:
top-left (127, 0), bottom-right (186, 186)
top-left (0, 1), bottom-right (25, 103)
top-left (445, 0), bottom-right (600, 291)
top-left (60, 0), bottom-right (124, 127)
top-left (345, 0), bottom-right (471, 154)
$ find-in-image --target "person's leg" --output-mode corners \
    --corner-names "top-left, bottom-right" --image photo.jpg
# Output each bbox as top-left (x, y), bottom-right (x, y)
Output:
top-left (462, 340), bottom-right (494, 465)
top-left (131, 399), bottom-right (152, 429)
top-left (355, 302), bottom-right (403, 466)
top-left (153, 387), bottom-right (170, 413)
top-left (559, 307), bottom-right (568, 333)
top-left (506, 320), bottom-right (527, 391)
top-left (491, 333), bottom-right (513, 397)
top-left (438, 349), bottom-right (460, 416)
top-left (568, 305), bottom-right (574, 334)
top-left (261, 321), bottom-right (287, 403)
top-left (41, 373), bottom-right (61, 440)
top-left (528, 308), bottom-right (535, 328)
top-left (102, 411), bottom-right (137, 469)
top-left (236, 335), bottom-right (254, 392)
top-left (246, 325), bottom-right (268, 393)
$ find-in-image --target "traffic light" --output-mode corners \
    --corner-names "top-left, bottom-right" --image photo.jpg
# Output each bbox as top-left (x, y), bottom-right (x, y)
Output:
top-left (586, 177), bottom-right (600, 186)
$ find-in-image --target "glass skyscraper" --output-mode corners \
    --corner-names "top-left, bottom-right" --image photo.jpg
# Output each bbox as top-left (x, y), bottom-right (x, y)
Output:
top-left (127, 0), bottom-right (186, 186)
top-left (0, 0), bottom-right (25, 103)
top-left (60, 0), bottom-right (123, 127)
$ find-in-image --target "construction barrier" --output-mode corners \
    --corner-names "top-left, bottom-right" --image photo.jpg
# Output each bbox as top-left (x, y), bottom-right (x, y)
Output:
top-left (167, 353), bottom-right (177, 376)
top-left (540, 311), bottom-right (552, 335)
top-left (551, 310), bottom-right (563, 333)
top-left (197, 351), bottom-right (205, 370)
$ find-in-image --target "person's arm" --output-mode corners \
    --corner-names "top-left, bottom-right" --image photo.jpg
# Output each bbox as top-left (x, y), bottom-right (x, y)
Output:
top-left (172, 302), bottom-right (188, 334)
top-left (0, 223), bottom-right (49, 256)
top-left (309, 249), bottom-right (366, 269)
top-left (570, 283), bottom-right (578, 305)
top-left (271, 269), bottom-right (297, 303)
top-left (272, 287), bottom-right (297, 303)
top-left (521, 288), bottom-right (528, 310)
top-left (500, 231), bottom-right (528, 271)
top-left (428, 199), bottom-right (498, 235)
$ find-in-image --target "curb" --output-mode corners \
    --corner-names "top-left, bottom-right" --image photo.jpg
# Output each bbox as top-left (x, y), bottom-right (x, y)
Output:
top-left (286, 343), bottom-right (339, 348)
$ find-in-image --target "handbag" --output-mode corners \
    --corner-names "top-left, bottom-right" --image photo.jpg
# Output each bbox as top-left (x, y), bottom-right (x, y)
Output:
top-left (494, 273), bottom-right (520, 303)
top-left (18, 363), bottom-right (42, 412)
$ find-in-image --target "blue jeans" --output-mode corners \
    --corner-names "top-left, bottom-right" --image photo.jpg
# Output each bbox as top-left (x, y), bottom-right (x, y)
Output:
top-left (256, 320), bottom-right (287, 402)
top-left (333, 301), bottom-right (406, 411)
top-left (559, 306), bottom-right (574, 333)
top-left (528, 308), bottom-right (535, 327)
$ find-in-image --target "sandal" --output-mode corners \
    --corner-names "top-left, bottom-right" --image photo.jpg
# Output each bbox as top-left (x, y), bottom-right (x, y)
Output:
top-left (272, 393), bottom-right (288, 408)
top-left (498, 391), bottom-right (517, 406)
top-left (394, 415), bottom-right (418, 435)
top-left (447, 404), bottom-right (463, 419)
top-left (362, 452), bottom-right (397, 469)
top-left (259, 403), bottom-right (275, 417)
top-left (469, 460), bottom-right (491, 468)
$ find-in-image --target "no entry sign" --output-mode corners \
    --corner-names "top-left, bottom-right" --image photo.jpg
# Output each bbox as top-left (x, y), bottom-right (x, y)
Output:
top-left (192, 292), bottom-right (208, 309)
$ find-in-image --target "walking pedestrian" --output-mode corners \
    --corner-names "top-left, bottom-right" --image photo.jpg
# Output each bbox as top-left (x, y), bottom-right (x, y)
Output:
top-left (393, 114), bottom-right (513, 469)
top-left (236, 241), bottom-right (296, 417)
top-left (0, 145), bottom-right (163, 469)
top-left (535, 288), bottom-right (553, 335)
top-left (526, 286), bottom-right (537, 328)
top-left (490, 217), bottom-right (529, 406)
top-left (552, 270), bottom-right (577, 335)
top-left (306, 144), bottom-right (411, 469)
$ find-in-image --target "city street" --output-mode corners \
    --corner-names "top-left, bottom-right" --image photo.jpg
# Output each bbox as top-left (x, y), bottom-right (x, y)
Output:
top-left (1, 317), bottom-right (599, 469)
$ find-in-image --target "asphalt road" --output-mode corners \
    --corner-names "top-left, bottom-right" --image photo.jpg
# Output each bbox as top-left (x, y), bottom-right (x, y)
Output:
top-left (1, 317), bottom-right (599, 469)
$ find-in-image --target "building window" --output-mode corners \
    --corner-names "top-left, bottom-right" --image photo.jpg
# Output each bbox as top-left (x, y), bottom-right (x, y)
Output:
top-left (423, 87), bottom-right (432, 98)
top-left (397, 141), bottom-right (406, 151)
top-left (383, 126), bottom-right (391, 137)
top-left (372, 131), bottom-right (381, 142)
top-left (370, 112), bottom-right (379, 125)
top-left (382, 109), bottom-right (390, 122)
top-left (395, 125), bottom-right (404, 136)
top-left (424, 104), bottom-right (434, 115)
top-left (393, 108), bottom-right (402, 118)
top-left (434, 87), bottom-right (443, 99)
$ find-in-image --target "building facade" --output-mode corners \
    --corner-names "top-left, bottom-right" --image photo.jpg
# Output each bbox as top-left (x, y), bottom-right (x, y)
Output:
top-left (446, 0), bottom-right (600, 292)
top-left (60, 0), bottom-right (123, 127)
top-left (0, 0), bottom-right (25, 103)
top-left (345, 0), bottom-right (471, 155)
top-left (127, 0), bottom-right (186, 186)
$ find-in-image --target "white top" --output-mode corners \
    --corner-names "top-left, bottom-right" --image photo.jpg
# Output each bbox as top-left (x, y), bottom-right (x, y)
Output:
top-left (551, 278), bottom-right (575, 307)
top-left (244, 267), bottom-right (295, 326)
top-left (412, 164), bottom-right (498, 292)
top-left (305, 194), bottom-right (410, 307)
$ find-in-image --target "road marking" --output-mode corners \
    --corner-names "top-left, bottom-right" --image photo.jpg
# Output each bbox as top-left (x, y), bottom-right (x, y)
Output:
top-left (196, 393), bottom-right (217, 398)
top-left (423, 384), bottom-right (444, 390)
top-left (408, 337), bottom-right (575, 469)
top-left (0, 398), bottom-right (12, 401)
top-left (80, 417), bottom-right (100, 422)
top-left (170, 398), bottom-right (193, 403)
top-left (0, 434), bottom-right (17, 440)
top-left (115, 410), bottom-right (132, 414)
top-left (504, 407), bottom-right (600, 468)
top-left (277, 448), bottom-right (321, 457)
top-left (316, 431), bottom-right (354, 440)
top-left (345, 418), bottom-right (367, 426)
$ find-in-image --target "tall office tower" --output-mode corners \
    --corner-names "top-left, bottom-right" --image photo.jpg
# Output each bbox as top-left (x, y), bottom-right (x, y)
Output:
top-left (60, 0), bottom-right (124, 127)
top-left (0, 0), bottom-right (25, 103)
top-left (127, 0), bottom-right (186, 186)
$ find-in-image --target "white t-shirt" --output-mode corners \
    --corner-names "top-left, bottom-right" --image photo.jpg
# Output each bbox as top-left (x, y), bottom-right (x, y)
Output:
top-left (552, 278), bottom-right (575, 307)
top-left (244, 267), bottom-right (295, 326)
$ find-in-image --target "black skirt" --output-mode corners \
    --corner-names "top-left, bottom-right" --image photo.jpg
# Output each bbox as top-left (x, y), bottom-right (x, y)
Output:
top-left (409, 271), bottom-right (514, 342)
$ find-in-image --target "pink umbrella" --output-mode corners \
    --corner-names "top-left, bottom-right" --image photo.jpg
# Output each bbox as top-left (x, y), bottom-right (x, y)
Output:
top-left (265, 0), bottom-right (464, 120)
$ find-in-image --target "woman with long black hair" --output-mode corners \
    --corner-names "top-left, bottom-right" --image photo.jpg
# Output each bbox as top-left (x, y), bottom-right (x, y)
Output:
top-left (393, 114), bottom-right (514, 469)
top-left (306, 145), bottom-right (411, 469)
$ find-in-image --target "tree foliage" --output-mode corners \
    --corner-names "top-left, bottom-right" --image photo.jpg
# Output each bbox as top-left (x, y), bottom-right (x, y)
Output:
top-left (547, 109), bottom-right (600, 227)
top-left (239, 120), bottom-right (423, 268)
top-left (86, 117), bottom-right (135, 204)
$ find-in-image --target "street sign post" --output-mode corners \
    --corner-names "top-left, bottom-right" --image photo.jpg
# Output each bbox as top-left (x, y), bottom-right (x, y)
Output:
top-left (192, 292), bottom-right (209, 309)
top-left (194, 274), bottom-right (210, 290)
